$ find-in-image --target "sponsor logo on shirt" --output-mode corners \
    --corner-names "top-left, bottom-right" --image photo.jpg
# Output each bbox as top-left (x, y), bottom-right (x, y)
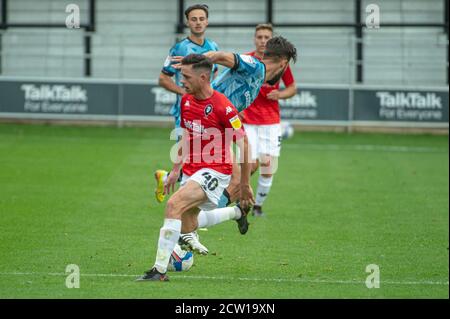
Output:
top-left (183, 119), bottom-right (206, 134)
top-left (225, 106), bottom-right (233, 115)
top-left (244, 91), bottom-right (251, 107)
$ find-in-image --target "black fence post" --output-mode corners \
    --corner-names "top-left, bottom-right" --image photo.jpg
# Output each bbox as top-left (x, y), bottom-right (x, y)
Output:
top-left (1, 0), bottom-right (6, 28)
top-left (0, 0), bottom-right (7, 75)
top-left (267, 0), bottom-right (273, 24)
top-left (177, 0), bottom-right (185, 35)
top-left (355, 0), bottom-right (363, 83)
top-left (445, 0), bottom-right (448, 84)
top-left (84, 35), bottom-right (91, 77)
top-left (84, 0), bottom-right (95, 77)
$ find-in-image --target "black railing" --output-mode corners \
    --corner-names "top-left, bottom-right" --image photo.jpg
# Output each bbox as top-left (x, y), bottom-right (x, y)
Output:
top-left (445, 0), bottom-right (449, 83)
top-left (176, 0), bottom-right (449, 84)
top-left (0, 0), bottom-right (447, 82)
top-left (0, 0), bottom-right (96, 76)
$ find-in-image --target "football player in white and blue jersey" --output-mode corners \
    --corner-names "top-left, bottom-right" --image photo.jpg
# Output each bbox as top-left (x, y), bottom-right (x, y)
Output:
top-left (210, 53), bottom-right (266, 113)
top-left (208, 36), bottom-right (296, 113)
top-left (158, 4), bottom-right (219, 139)
top-left (168, 36), bottom-right (296, 112)
top-left (194, 36), bottom-right (297, 211)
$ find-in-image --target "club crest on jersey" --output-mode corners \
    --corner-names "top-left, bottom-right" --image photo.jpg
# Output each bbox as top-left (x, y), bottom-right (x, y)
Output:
top-left (184, 100), bottom-right (190, 107)
top-left (225, 106), bottom-right (233, 115)
top-left (229, 115), bottom-right (242, 130)
top-left (204, 104), bottom-right (213, 117)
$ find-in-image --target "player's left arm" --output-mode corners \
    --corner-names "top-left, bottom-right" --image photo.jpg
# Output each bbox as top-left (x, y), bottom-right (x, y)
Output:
top-left (269, 83), bottom-right (297, 100)
top-left (165, 130), bottom-right (185, 195)
top-left (267, 66), bottom-right (297, 100)
top-left (171, 52), bottom-right (235, 70)
top-left (165, 97), bottom-right (189, 195)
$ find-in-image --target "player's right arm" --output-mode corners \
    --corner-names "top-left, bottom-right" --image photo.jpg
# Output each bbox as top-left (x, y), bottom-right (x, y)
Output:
top-left (159, 45), bottom-right (186, 96)
top-left (164, 95), bottom-right (189, 195)
top-left (164, 140), bottom-right (182, 195)
top-left (158, 72), bottom-right (186, 96)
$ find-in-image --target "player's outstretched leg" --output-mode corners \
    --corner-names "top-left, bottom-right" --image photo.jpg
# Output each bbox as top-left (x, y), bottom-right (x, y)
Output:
top-left (177, 204), bottom-right (249, 253)
top-left (196, 205), bottom-right (249, 235)
top-left (154, 169), bottom-right (168, 203)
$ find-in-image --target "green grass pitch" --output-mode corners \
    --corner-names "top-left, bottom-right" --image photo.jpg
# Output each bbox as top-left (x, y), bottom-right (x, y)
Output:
top-left (0, 123), bottom-right (448, 298)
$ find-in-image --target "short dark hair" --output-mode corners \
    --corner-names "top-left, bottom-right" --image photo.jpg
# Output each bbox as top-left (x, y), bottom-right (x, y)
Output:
top-left (264, 36), bottom-right (297, 64)
top-left (181, 54), bottom-right (213, 74)
top-left (185, 4), bottom-right (209, 19)
top-left (255, 23), bottom-right (273, 34)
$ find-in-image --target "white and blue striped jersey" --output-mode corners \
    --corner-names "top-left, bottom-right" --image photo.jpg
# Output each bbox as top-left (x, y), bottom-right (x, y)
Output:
top-left (212, 54), bottom-right (266, 113)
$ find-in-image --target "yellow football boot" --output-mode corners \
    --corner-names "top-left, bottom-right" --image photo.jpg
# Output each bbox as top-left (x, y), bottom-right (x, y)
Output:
top-left (154, 169), bottom-right (168, 203)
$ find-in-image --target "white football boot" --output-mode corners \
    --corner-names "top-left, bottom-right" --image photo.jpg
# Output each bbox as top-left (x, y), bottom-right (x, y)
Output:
top-left (178, 231), bottom-right (209, 255)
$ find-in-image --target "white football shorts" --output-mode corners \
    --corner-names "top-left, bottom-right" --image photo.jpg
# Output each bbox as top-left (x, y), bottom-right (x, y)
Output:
top-left (180, 168), bottom-right (231, 211)
top-left (244, 123), bottom-right (282, 160)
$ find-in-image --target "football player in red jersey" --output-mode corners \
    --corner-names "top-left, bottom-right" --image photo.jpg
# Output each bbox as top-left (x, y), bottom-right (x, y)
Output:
top-left (137, 54), bottom-right (254, 281)
top-left (152, 36), bottom-right (297, 256)
top-left (241, 24), bottom-right (297, 217)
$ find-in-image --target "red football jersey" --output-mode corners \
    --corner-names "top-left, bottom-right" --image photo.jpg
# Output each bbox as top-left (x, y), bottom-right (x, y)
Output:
top-left (180, 90), bottom-right (245, 176)
top-left (241, 51), bottom-right (295, 125)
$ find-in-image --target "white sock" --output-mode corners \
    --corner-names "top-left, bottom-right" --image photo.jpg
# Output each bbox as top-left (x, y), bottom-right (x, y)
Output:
top-left (197, 207), bottom-right (241, 228)
top-left (153, 218), bottom-right (181, 273)
top-left (255, 175), bottom-right (273, 206)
